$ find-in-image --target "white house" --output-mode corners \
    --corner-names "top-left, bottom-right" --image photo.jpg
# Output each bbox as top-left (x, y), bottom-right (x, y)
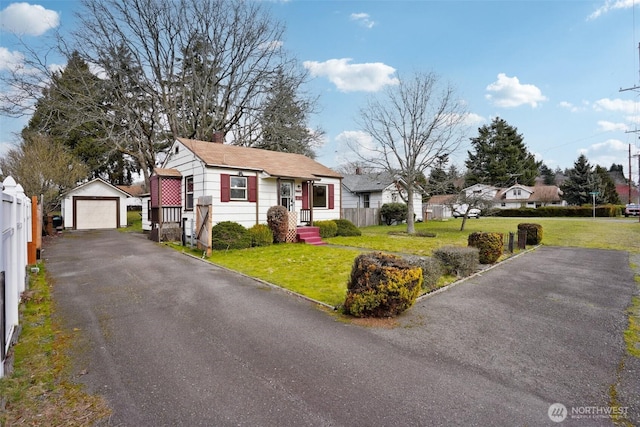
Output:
top-left (147, 138), bottom-right (343, 236)
top-left (342, 171), bottom-right (424, 221)
top-left (61, 178), bottom-right (130, 229)
top-left (495, 184), bottom-right (566, 209)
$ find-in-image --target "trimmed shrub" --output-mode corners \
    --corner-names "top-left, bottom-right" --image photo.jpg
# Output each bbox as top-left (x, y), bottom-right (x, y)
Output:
top-left (343, 252), bottom-right (423, 318)
top-left (493, 206), bottom-right (621, 218)
top-left (315, 220), bottom-right (338, 238)
top-left (249, 224), bottom-right (273, 247)
top-left (211, 221), bottom-right (251, 250)
top-left (517, 223), bottom-right (543, 245)
top-left (433, 246), bottom-right (479, 277)
top-left (380, 203), bottom-right (408, 225)
top-left (334, 219), bottom-right (362, 236)
top-left (467, 232), bottom-right (504, 264)
top-left (403, 255), bottom-right (444, 292)
top-left (267, 205), bottom-right (289, 243)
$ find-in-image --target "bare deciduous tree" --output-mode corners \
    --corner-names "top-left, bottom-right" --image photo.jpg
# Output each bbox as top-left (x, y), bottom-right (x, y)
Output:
top-left (351, 72), bottom-right (468, 234)
top-left (0, 133), bottom-right (88, 215)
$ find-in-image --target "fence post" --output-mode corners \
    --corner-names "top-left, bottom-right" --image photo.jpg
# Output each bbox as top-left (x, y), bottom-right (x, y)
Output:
top-left (517, 229), bottom-right (527, 250)
top-left (16, 184), bottom-right (27, 294)
top-left (3, 177), bottom-right (19, 371)
top-left (508, 232), bottom-right (515, 253)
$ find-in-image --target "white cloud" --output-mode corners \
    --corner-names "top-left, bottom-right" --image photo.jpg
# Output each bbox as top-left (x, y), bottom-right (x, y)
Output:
top-left (462, 113), bottom-right (485, 126)
top-left (259, 40), bottom-right (283, 51)
top-left (485, 73), bottom-right (547, 108)
top-left (588, 0), bottom-right (635, 21)
top-left (558, 101), bottom-right (588, 113)
top-left (579, 138), bottom-right (630, 167)
top-left (594, 98), bottom-right (640, 114)
top-left (334, 130), bottom-right (376, 163)
top-left (0, 46), bottom-right (24, 71)
top-left (597, 120), bottom-right (629, 132)
top-left (303, 58), bottom-right (398, 92)
top-left (0, 2), bottom-right (59, 36)
top-left (350, 12), bottom-right (375, 29)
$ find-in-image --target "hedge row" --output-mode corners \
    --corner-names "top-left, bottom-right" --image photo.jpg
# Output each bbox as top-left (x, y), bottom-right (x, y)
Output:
top-left (491, 205), bottom-right (621, 217)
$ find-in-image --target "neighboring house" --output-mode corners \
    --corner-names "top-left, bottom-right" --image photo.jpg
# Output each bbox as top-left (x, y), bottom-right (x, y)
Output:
top-left (342, 171), bottom-right (424, 222)
top-left (424, 194), bottom-right (457, 219)
top-left (61, 178), bottom-right (130, 230)
top-left (427, 184), bottom-right (566, 218)
top-left (146, 138), bottom-right (342, 236)
top-left (116, 184), bottom-right (145, 210)
top-left (495, 184), bottom-right (566, 209)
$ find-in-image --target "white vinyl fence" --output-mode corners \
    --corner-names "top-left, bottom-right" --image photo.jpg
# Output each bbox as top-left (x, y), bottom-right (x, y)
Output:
top-left (1, 176), bottom-right (32, 378)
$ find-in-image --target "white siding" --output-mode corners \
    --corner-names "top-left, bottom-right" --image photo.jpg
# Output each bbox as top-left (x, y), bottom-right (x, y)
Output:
top-left (162, 140), bottom-right (342, 231)
top-left (62, 180), bottom-right (128, 229)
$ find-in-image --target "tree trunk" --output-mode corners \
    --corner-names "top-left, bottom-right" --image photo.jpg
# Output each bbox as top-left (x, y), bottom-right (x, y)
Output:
top-left (406, 186), bottom-right (415, 234)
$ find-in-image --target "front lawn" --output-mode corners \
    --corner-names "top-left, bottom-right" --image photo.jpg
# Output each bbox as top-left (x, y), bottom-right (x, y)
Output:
top-left (184, 217), bottom-right (639, 307)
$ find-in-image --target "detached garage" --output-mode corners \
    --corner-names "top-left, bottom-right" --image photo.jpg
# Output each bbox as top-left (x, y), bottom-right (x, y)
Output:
top-left (62, 179), bottom-right (129, 230)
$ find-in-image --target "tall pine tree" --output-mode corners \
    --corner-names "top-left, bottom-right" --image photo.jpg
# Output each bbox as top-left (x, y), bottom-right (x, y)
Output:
top-left (465, 117), bottom-right (540, 186)
top-left (561, 154), bottom-right (600, 205)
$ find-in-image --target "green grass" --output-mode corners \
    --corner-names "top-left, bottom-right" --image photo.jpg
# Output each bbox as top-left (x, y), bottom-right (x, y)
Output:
top-left (120, 210), bottom-right (142, 233)
top-left (188, 217), bottom-right (640, 308)
top-left (0, 267), bottom-right (111, 425)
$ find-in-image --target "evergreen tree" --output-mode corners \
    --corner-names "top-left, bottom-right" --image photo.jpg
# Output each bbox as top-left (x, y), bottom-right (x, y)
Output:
top-left (255, 69), bottom-right (322, 158)
top-left (561, 154), bottom-right (600, 205)
top-left (539, 163), bottom-right (556, 185)
top-left (426, 154), bottom-right (456, 195)
top-left (24, 51), bottom-right (136, 184)
top-left (595, 165), bottom-right (621, 204)
top-left (465, 117), bottom-right (541, 186)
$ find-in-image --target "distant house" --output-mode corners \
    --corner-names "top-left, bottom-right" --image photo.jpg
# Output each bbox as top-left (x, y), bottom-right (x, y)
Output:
top-left (116, 184), bottom-right (145, 210)
top-left (495, 184), bottom-right (566, 209)
top-left (143, 138), bottom-right (342, 240)
top-left (342, 171), bottom-right (424, 222)
top-left (427, 184), bottom-right (566, 218)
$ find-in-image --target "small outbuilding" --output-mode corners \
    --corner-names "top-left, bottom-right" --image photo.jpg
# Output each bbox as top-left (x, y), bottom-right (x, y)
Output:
top-left (61, 178), bottom-right (130, 230)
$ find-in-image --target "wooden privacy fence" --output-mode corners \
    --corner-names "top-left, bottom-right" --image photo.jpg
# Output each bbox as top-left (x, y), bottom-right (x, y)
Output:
top-left (1, 176), bottom-right (38, 378)
top-left (341, 208), bottom-right (380, 227)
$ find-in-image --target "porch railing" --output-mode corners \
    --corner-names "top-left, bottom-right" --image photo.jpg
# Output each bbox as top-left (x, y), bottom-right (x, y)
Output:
top-left (299, 209), bottom-right (311, 224)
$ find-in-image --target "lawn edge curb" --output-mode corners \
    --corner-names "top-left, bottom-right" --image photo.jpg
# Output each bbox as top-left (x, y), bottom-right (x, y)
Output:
top-left (416, 244), bottom-right (542, 302)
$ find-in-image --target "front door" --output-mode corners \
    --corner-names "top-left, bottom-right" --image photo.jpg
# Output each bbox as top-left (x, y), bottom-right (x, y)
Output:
top-left (280, 181), bottom-right (294, 212)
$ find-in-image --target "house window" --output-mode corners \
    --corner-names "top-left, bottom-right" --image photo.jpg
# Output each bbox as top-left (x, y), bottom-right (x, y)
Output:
top-left (313, 185), bottom-right (327, 208)
top-left (230, 176), bottom-right (247, 200)
top-left (363, 193), bottom-right (370, 208)
top-left (514, 189), bottom-right (521, 196)
top-left (185, 176), bottom-right (194, 210)
top-left (501, 202), bottom-right (506, 207)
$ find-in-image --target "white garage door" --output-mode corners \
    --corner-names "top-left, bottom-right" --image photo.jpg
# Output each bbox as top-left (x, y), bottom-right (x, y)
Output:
top-left (76, 199), bottom-right (118, 229)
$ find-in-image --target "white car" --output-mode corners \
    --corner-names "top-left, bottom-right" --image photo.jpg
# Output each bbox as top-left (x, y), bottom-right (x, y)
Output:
top-left (452, 208), bottom-right (481, 218)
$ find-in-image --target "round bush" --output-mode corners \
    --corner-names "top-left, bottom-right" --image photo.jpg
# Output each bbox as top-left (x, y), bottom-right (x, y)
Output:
top-left (334, 219), bottom-right (362, 236)
top-left (517, 223), bottom-right (543, 245)
top-left (380, 203), bottom-right (408, 225)
top-left (467, 232), bottom-right (503, 264)
top-left (267, 205), bottom-right (289, 243)
top-left (315, 220), bottom-right (338, 238)
top-left (404, 255), bottom-right (444, 292)
top-left (343, 252), bottom-right (423, 318)
top-left (249, 224), bottom-right (273, 247)
top-left (211, 221), bottom-right (251, 250)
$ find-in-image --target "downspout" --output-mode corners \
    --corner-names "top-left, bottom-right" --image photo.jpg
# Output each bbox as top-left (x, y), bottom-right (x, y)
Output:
top-left (255, 171), bottom-right (259, 225)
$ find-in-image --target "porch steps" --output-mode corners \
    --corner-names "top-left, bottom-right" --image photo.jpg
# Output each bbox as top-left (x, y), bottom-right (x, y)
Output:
top-left (296, 226), bottom-right (326, 246)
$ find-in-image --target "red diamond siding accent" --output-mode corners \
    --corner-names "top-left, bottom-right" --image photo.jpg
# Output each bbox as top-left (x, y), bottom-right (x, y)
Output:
top-left (162, 178), bottom-right (182, 206)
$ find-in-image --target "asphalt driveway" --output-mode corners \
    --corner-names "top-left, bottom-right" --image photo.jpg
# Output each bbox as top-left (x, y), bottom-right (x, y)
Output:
top-left (45, 230), bottom-right (638, 426)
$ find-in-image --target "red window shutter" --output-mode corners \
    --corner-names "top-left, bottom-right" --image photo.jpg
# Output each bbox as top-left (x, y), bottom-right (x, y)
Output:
top-left (221, 174), bottom-right (230, 202)
top-left (328, 184), bottom-right (334, 209)
top-left (302, 182), bottom-right (309, 209)
top-left (248, 176), bottom-right (257, 202)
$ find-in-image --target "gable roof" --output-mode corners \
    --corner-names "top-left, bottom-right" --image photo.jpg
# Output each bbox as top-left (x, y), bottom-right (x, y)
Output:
top-left (496, 185), bottom-right (563, 202)
top-left (64, 178), bottom-right (130, 197)
top-left (342, 172), bottom-right (399, 193)
top-left (175, 138), bottom-right (341, 181)
top-left (116, 184), bottom-right (145, 197)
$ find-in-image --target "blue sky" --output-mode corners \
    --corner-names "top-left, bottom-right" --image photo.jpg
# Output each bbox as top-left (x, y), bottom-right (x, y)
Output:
top-left (2, 0), bottom-right (640, 181)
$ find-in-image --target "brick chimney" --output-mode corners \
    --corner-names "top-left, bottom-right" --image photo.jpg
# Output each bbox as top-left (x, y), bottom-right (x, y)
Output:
top-left (213, 131), bottom-right (224, 143)
top-left (355, 167), bottom-right (362, 175)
